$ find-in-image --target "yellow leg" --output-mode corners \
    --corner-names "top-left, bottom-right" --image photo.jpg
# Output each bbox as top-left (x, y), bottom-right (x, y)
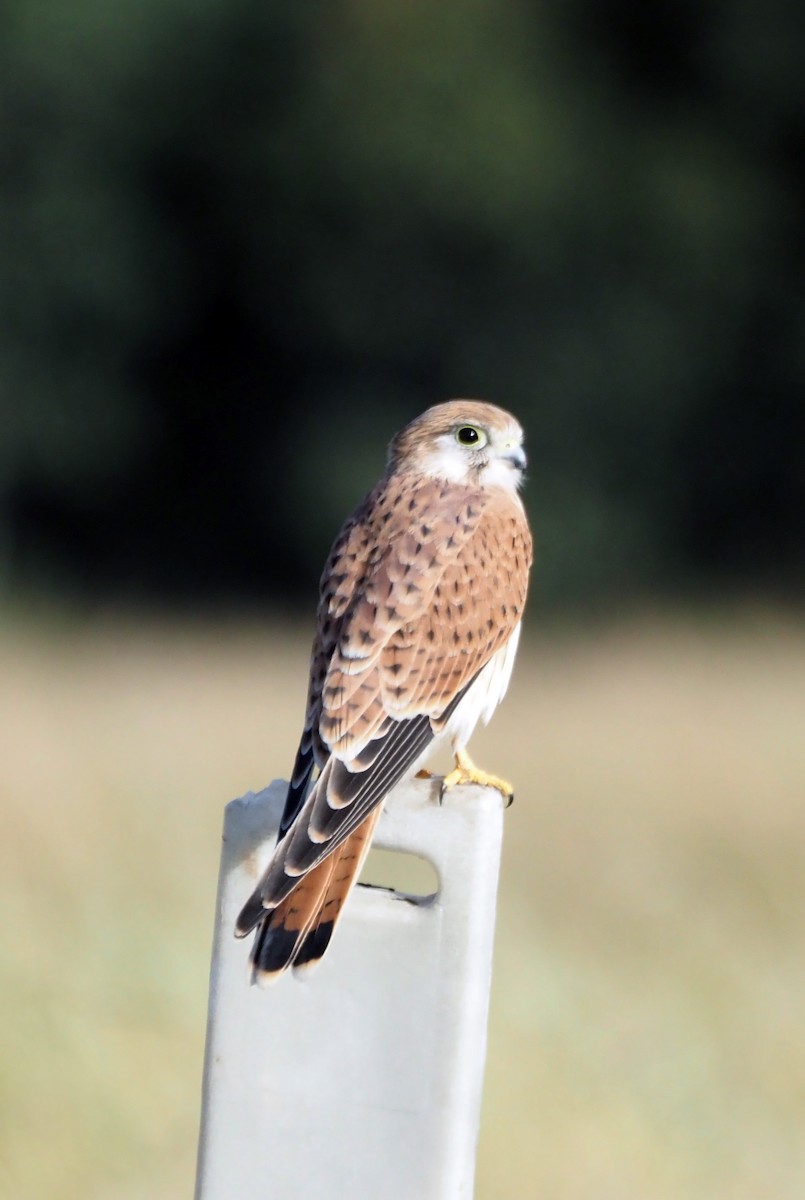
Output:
top-left (441, 746), bottom-right (514, 805)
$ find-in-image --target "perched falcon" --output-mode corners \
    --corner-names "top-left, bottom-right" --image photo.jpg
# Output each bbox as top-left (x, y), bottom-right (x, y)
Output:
top-left (235, 400), bottom-right (532, 984)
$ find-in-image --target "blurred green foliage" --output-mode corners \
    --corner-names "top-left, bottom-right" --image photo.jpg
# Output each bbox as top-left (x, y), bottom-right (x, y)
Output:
top-left (1, 0), bottom-right (804, 608)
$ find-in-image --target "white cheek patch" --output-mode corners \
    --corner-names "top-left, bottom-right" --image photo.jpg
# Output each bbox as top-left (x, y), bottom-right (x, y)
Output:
top-left (417, 436), bottom-right (473, 483)
top-left (479, 459), bottom-right (522, 492)
top-left (416, 429), bottom-right (524, 495)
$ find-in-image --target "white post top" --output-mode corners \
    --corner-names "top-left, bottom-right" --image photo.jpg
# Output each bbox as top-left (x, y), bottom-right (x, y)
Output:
top-left (195, 775), bottom-right (505, 1200)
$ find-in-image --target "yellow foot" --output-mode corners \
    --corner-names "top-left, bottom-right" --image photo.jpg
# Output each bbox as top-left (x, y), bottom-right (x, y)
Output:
top-left (440, 748), bottom-right (514, 807)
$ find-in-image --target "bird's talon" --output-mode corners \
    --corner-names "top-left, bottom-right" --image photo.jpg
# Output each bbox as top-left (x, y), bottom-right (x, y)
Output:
top-left (440, 750), bottom-right (514, 806)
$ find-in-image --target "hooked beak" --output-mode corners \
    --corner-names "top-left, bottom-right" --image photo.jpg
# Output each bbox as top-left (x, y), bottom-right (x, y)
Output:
top-left (504, 445), bottom-right (527, 471)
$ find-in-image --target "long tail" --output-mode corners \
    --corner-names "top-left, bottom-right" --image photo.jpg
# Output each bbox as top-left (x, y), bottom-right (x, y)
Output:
top-left (244, 808), bottom-right (382, 986)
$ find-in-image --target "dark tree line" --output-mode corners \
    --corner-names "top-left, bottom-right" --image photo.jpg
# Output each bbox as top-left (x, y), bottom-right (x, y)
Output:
top-left (2, 0), bottom-right (803, 610)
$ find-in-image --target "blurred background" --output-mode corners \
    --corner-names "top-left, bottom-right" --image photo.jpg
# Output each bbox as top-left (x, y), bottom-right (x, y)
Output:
top-left (1, 2), bottom-right (804, 1197)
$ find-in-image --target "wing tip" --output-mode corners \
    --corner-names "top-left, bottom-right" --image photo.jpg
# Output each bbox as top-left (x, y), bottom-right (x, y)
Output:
top-left (234, 890), bottom-right (273, 938)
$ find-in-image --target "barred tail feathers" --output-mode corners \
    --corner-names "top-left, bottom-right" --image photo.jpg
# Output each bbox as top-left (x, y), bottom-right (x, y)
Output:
top-left (248, 808), bottom-right (382, 986)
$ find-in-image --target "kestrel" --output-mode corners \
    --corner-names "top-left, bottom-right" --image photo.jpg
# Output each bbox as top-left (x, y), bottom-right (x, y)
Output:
top-left (235, 400), bottom-right (532, 984)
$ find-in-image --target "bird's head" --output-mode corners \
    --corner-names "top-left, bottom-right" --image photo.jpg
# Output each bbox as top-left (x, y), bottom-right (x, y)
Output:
top-left (388, 399), bottom-right (527, 493)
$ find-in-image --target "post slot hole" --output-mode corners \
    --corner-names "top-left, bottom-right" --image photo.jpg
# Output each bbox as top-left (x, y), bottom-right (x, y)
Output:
top-left (359, 847), bottom-right (440, 901)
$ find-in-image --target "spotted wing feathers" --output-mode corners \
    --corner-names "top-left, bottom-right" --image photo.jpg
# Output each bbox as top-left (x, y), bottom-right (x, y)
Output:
top-left (235, 470), bottom-right (532, 982)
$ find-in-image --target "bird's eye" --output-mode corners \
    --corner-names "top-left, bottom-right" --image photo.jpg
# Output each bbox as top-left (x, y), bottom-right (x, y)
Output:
top-left (455, 425), bottom-right (486, 447)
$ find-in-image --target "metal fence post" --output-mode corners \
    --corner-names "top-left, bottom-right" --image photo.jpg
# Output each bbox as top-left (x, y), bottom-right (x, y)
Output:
top-left (195, 775), bottom-right (505, 1200)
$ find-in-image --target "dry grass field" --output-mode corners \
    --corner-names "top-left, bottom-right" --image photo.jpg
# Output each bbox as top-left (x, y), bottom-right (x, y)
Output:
top-left (1, 606), bottom-right (803, 1199)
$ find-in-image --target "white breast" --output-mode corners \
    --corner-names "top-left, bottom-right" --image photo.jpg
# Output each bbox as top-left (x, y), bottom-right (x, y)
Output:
top-left (443, 622), bottom-right (522, 749)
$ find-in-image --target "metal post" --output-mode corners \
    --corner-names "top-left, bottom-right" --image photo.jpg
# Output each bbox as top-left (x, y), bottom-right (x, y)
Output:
top-left (195, 775), bottom-right (505, 1200)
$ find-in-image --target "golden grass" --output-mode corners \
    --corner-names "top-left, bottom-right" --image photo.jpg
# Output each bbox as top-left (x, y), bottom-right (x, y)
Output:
top-left (1, 607), bottom-right (803, 1199)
